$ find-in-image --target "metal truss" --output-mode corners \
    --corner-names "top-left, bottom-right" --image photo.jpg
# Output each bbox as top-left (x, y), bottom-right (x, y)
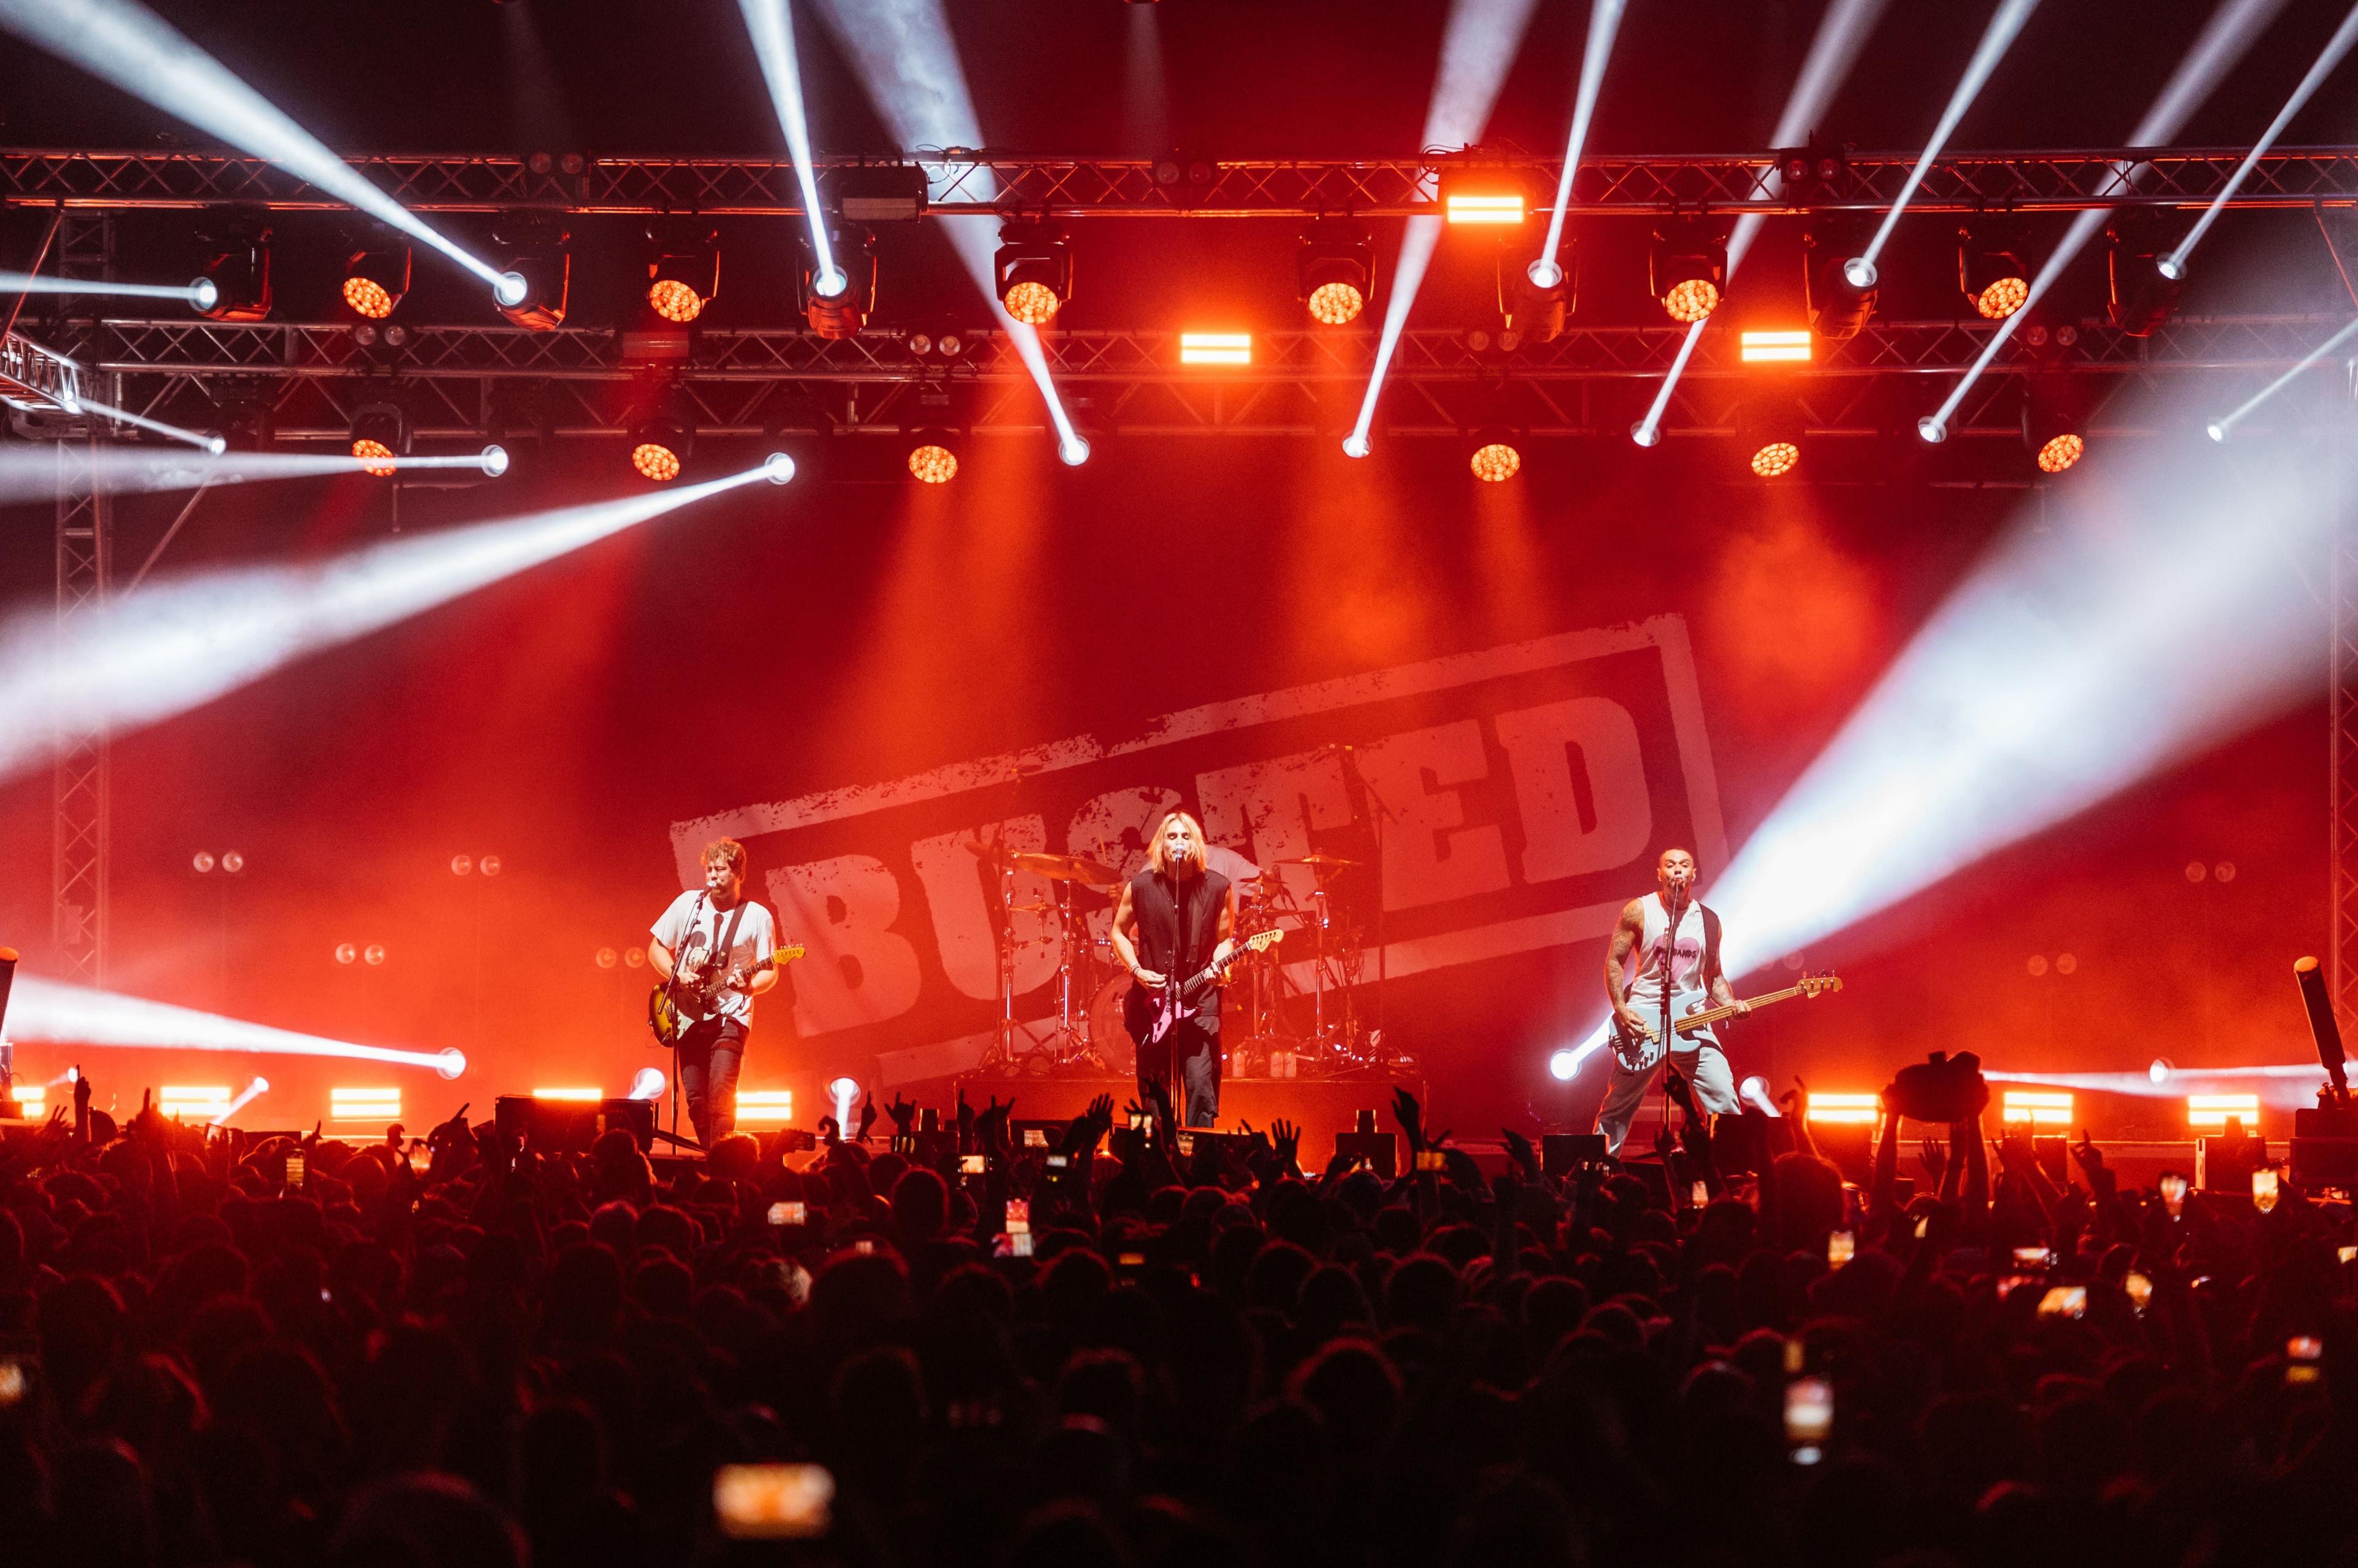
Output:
top-left (81, 313), bottom-right (2346, 441)
top-left (50, 217), bottom-right (115, 987)
top-left (2335, 373), bottom-right (2358, 1030)
top-left (8, 146), bottom-right (2358, 218)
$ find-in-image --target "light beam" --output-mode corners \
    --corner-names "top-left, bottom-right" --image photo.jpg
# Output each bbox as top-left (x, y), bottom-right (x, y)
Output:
top-left (2165, 0), bottom-right (2358, 279)
top-left (11, 975), bottom-right (465, 1074)
top-left (0, 462), bottom-right (777, 783)
top-left (1633, 0), bottom-right (1887, 445)
top-left (0, 0), bottom-right (514, 300)
top-left (2206, 312), bottom-right (2358, 439)
top-left (1854, 0), bottom-right (2042, 281)
top-left (1344, 0), bottom-right (1543, 457)
top-left (736, 0), bottom-right (846, 297)
top-left (1531, 0), bottom-right (1627, 286)
top-left (1, 270), bottom-right (214, 307)
top-left (0, 445), bottom-right (510, 506)
top-left (1923, 0), bottom-right (2289, 440)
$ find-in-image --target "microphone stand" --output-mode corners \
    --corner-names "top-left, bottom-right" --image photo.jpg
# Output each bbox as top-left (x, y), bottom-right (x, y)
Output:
top-left (1340, 745), bottom-right (1397, 1063)
top-left (1658, 882), bottom-right (1683, 1149)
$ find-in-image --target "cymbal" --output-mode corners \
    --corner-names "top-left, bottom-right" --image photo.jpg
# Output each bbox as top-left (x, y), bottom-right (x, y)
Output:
top-left (1011, 851), bottom-right (1123, 886)
top-left (962, 839), bottom-right (1022, 864)
top-left (1278, 852), bottom-right (1362, 869)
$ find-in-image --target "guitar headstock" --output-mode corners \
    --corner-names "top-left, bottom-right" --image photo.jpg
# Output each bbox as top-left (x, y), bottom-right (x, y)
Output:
top-left (772, 944), bottom-right (807, 966)
top-left (1247, 928), bottom-right (1283, 952)
top-left (1799, 969), bottom-right (1843, 996)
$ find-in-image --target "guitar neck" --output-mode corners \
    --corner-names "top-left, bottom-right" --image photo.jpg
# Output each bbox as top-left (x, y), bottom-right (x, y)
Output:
top-left (1678, 982), bottom-right (1810, 1033)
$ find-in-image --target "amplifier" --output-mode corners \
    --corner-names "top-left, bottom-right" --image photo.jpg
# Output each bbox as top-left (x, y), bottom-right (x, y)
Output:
top-left (495, 1095), bottom-right (655, 1154)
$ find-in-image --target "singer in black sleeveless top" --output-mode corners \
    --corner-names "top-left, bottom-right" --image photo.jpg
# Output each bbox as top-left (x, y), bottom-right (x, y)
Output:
top-left (1108, 810), bottom-right (1237, 1127)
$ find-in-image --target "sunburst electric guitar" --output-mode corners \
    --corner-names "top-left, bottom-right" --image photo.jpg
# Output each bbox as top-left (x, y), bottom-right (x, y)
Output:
top-left (1609, 971), bottom-right (1844, 1073)
top-left (648, 944), bottom-right (806, 1047)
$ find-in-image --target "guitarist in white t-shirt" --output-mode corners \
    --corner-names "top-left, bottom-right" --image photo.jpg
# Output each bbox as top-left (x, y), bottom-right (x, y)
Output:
top-left (648, 837), bottom-right (780, 1146)
top-left (1595, 846), bottom-right (1749, 1155)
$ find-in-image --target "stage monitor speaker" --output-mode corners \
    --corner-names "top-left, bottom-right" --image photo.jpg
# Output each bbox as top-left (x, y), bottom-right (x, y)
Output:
top-left (1543, 1133), bottom-right (1608, 1176)
top-left (496, 1095), bottom-right (655, 1154)
top-left (2195, 1133), bottom-right (2265, 1193)
top-left (1334, 1130), bottom-right (1398, 1178)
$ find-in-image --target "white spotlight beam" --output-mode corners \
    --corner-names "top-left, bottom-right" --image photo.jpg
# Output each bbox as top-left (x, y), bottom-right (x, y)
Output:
top-left (12, 976), bottom-right (464, 1074)
top-left (1533, 0), bottom-right (1628, 281)
top-left (737, 0), bottom-right (845, 296)
top-left (1, 270), bottom-right (209, 305)
top-left (1857, 0), bottom-right (2042, 276)
top-left (66, 393), bottom-right (223, 451)
top-left (0, 446), bottom-right (503, 506)
top-left (807, 0), bottom-right (1089, 459)
top-left (209, 1074), bottom-right (268, 1126)
top-left (1633, 0), bottom-right (1886, 444)
top-left (2166, 0), bottom-right (2358, 277)
top-left (2208, 312), bottom-right (2358, 438)
top-left (1708, 379), bottom-right (2332, 980)
top-left (1344, 0), bottom-right (1543, 457)
top-left (0, 0), bottom-right (512, 298)
top-left (0, 462), bottom-right (774, 784)
top-left (1924, 0), bottom-right (2288, 440)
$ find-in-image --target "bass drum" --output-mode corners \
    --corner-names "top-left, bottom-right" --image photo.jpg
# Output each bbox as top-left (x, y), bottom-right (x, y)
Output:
top-left (1087, 974), bottom-right (1138, 1079)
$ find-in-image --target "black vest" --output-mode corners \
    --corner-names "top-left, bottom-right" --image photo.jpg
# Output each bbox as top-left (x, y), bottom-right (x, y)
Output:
top-left (1127, 867), bottom-right (1229, 1011)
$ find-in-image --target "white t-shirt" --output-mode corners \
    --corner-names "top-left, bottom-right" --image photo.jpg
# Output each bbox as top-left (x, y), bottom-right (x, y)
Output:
top-left (651, 890), bottom-right (780, 1027)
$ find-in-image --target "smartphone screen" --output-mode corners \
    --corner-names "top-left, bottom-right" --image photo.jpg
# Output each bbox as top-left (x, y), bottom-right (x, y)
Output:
top-left (2252, 1168), bottom-right (2279, 1213)
top-left (1414, 1149), bottom-right (1447, 1173)
top-left (2160, 1173), bottom-right (2188, 1214)
top-left (2288, 1334), bottom-right (2324, 1385)
top-left (285, 1154), bottom-right (305, 1189)
top-left (2125, 1271), bottom-right (2153, 1314)
top-left (1827, 1230), bottom-right (1854, 1268)
top-left (713, 1463), bottom-right (835, 1540)
top-left (1004, 1198), bottom-right (1029, 1232)
top-left (2036, 1286), bottom-right (2087, 1319)
top-left (1689, 1180), bottom-right (1709, 1207)
top-left (1023, 1128), bottom-right (1048, 1148)
top-left (1785, 1376), bottom-right (1832, 1463)
top-left (2012, 1246), bottom-right (2053, 1270)
top-left (1045, 1154), bottom-right (1070, 1169)
top-left (959, 1154), bottom-right (986, 1175)
top-left (768, 1200), bottom-right (806, 1227)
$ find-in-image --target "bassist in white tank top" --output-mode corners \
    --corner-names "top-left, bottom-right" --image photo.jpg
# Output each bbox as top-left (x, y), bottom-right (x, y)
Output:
top-left (1596, 847), bottom-right (1749, 1154)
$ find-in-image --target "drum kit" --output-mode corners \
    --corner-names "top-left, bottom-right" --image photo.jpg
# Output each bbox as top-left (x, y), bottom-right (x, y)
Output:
top-left (965, 834), bottom-right (1406, 1081)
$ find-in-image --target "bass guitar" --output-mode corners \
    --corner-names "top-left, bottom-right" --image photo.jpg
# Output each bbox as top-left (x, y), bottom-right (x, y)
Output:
top-left (647, 944), bottom-right (805, 1047)
top-left (1123, 928), bottom-right (1285, 1050)
top-left (1609, 971), bottom-right (1843, 1073)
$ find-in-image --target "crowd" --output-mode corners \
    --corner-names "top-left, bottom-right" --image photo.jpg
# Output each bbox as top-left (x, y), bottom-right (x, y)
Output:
top-left (0, 1054), bottom-right (2352, 1568)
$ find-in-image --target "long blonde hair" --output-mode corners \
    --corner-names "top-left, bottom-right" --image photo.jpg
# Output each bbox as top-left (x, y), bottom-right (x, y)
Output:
top-left (1146, 810), bottom-right (1208, 880)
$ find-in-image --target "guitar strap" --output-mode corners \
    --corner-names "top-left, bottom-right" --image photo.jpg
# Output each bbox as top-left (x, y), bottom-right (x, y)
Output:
top-left (1700, 904), bottom-right (1721, 982)
top-left (704, 898), bottom-right (749, 1017)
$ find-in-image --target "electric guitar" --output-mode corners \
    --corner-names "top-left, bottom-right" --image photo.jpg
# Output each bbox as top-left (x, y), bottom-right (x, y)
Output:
top-left (647, 944), bottom-right (805, 1047)
top-left (1609, 971), bottom-right (1843, 1073)
top-left (1124, 929), bottom-right (1285, 1049)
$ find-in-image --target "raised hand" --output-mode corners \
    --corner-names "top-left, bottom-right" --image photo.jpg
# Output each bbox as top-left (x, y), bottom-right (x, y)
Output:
top-left (887, 1094), bottom-right (917, 1131)
top-left (1391, 1087), bottom-right (1426, 1152)
top-left (1917, 1136), bottom-right (1947, 1188)
top-left (855, 1093), bottom-right (878, 1143)
top-left (956, 1087), bottom-right (976, 1149)
top-left (1272, 1118), bottom-right (1301, 1173)
top-left (1501, 1128), bottom-right (1540, 1182)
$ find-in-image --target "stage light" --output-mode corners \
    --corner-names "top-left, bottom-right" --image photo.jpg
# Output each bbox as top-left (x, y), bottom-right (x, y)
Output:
top-left (1959, 228), bottom-right (2028, 320)
top-left (2001, 1090), bottom-right (2072, 1127)
top-left (763, 452), bottom-right (796, 484)
top-left (1468, 429), bottom-right (1521, 482)
top-left (739, 0), bottom-right (852, 298)
top-left (330, 1086), bottom-right (401, 1124)
top-left (1628, 421), bottom-right (1661, 449)
top-left (343, 245), bottom-right (411, 320)
top-left (1535, 0), bottom-right (1627, 291)
top-left (1059, 435), bottom-right (1091, 467)
top-left (800, 223), bottom-right (877, 338)
top-left (1444, 188), bottom-right (1525, 225)
top-left (1738, 1076), bottom-right (1781, 1116)
top-left (1300, 221), bottom-right (1372, 325)
top-left (534, 1086), bottom-right (601, 1101)
top-left (492, 223), bottom-right (570, 331)
top-left (1502, 241), bottom-right (1574, 342)
top-left (827, 1075), bottom-right (860, 1130)
top-left (1652, 225), bottom-right (1724, 323)
top-left (1742, 392), bottom-right (1805, 478)
top-left (994, 222), bottom-right (1072, 326)
top-left (1805, 237), bottom-right (1877, 341)
top-left (7, 1084), bottom-right (44, 1115)
top-left (906, 428), bottom-right (960, 484)
top-left (629, 1067), bottom-right (666, 1100)
top-left (1804, 1092), bottom-right (1878, 1125)
top-left (193, 228), bottom-right (271, 320)
top-left (14, 976), bottom-right (467, 1073)
top-left (2023, 377), bottom-right (2086, 474)
top-left (2103, 230), bottom-right (2181, 341)
top-left (834, 164), bottom-right (930, 224)
top-left (349, 404), bottom-right (405, 478)
top-left (1180, 332), bottom-right (1250, 366)
top-left (647, 228), bottom-right (720, 323)
top-left (629, 402), bottom-right (693, 482)
top-left (736, 1089), bottom-right (795, 1124)
top-left (480, 443), bottom-right (510, 478)
top-left (159, 1084), bottom-right (232, 1121)
top-left (2187, 1093), bottom-right (2259, 1131)
top-left (0, 462), bottom-right (784, 785)
top-left (1547, 1048), bottom-right (1580, 1081)
top-left (1740, 330), bottom-right (1811, 364)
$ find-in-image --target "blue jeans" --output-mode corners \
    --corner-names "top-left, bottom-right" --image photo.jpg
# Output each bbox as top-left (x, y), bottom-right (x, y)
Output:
top-left (675, 1017), bottom-right (747, 1147)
